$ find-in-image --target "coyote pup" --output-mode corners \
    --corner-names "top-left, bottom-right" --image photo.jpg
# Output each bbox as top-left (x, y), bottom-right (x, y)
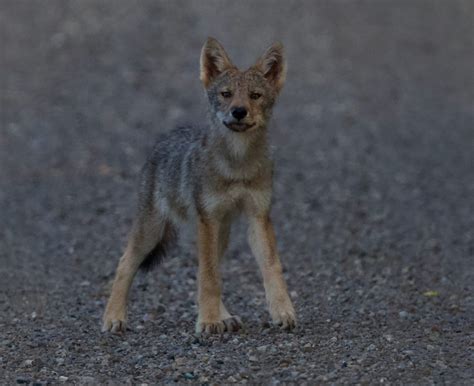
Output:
top-left (102, 38), bottom-right (296, 334)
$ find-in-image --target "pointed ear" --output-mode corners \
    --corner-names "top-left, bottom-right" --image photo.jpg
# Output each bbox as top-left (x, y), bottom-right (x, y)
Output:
top-left (255, 42), bottom-right (286, 93)
top-left (200, 37), bottom-right (235, 88)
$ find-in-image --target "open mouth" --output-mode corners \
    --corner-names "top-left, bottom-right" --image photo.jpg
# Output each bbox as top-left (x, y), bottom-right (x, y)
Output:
top-left (223, 121), bottom-right (255, 132)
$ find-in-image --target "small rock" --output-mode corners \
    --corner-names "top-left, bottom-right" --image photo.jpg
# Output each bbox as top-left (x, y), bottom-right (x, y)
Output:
top-left (399, 310), bottom-right (409, 319)
top-left (227, 376), bottom-right (237, 382)
top-left (59, 376), bottom-right (68, 382)
top-left (248, 355), bottom-right (258, 362)
top-left (436, 360), bottom-right (448, 369)
top-left (24, 359), bottom-right (34, 367)
top-left (303, 343), bottom-right (312, 352)
top-left (367, 344), bottom-right (376, 351)
top-left (384, 334), bottom-right (393, 342)
top-left (330, 336), bottom-right (337, 343)
top-left (155, 304), bottom-right (166, 313)
top-left (183, 372), bottom-right (195, 380)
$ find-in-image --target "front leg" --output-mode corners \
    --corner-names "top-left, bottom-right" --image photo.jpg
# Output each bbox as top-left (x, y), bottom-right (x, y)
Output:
top-left (196, 217), bottom-right (222, 333)
top-left (248, 214), bottom-right (296, 330)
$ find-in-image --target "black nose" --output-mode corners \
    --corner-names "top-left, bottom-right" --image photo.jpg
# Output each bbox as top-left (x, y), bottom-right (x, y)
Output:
top-left (231, 107), bottom-right (248, 121)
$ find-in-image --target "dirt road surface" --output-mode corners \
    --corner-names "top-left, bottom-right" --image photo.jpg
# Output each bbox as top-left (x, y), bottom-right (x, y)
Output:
top-left (1, 1), bottom-right (473, 384)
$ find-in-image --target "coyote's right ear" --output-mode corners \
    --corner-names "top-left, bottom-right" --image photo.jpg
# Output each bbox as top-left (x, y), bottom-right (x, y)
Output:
top-left (200, 37), bottom-right (235, 89)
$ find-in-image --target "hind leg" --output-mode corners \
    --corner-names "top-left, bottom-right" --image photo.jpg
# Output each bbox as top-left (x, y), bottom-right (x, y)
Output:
top-left (102, 210), bottom-right (164, 333)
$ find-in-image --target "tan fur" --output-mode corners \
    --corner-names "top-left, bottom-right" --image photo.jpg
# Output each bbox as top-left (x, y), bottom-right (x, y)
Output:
top-left (248, 215), bottom-right (296, 330)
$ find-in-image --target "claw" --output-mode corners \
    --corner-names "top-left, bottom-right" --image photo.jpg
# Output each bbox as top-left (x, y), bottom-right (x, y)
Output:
top-left (102, 315), bottom-right (127, 334)
top-left (196, 316), bottom-right (243, 334)
top-left (271, 309), bottom-right (297, 331)
top-left (223, 316), bottom-right (243, 332)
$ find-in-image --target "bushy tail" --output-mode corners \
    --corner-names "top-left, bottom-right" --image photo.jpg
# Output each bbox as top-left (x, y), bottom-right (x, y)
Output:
top-left (139, 221), bottom-right (177, 271)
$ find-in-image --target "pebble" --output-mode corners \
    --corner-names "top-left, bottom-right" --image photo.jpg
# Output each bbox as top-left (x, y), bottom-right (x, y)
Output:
top-left (436, 360), bottom-right (448, 369)
top-left (248, 355), bottom-right (258, 362)
top-left (59, 376), bottom-right (68, 382)
top-left (256, 345), bottom-right (267, 352)
top-left (183, 372), bottom-right (195, 380)
top-left (399, 311), bottom-right (409, 319)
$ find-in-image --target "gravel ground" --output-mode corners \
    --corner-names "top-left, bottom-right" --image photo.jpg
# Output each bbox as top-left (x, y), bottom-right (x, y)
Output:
top-left (1, 1), bottom-right (473, 384)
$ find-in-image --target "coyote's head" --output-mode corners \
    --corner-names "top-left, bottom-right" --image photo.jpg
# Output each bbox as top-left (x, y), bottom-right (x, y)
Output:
top-left (200, 37), bottom-right (286, 134)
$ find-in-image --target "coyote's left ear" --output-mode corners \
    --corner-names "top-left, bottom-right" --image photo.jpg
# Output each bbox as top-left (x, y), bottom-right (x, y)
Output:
top-left (200, 37), bottom-right (235, 89)
top-left (255, 42), bottom-right (286, 93)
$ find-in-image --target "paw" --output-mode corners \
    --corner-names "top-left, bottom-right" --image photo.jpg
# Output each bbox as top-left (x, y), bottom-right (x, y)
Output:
top-left (196, 316), bottom-right (243, 334)
top-left (196, 320), bottom-right (226, 334)
top-left (223, 316), bottom-right (243, 332)
top-left (272, 310), bottom-right (297, 330)
top-left (102, 311), bottom-right (127, 334)
top-left (270, 302), bottom-right (297, 331)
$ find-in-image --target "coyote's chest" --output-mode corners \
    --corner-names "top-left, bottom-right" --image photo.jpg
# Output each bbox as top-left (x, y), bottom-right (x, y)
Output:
top-left (202, 179), bottom-right (271, 217)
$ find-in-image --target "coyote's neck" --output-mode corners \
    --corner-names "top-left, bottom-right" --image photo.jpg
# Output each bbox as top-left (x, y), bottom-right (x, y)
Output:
top-left (207, 126), bottom-right (270, 181)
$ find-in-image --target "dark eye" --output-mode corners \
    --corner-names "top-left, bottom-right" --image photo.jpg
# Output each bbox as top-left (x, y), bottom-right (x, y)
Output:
top-left (221, 91), bottom-right (232, 98)
top-left (250, 92), bottom-right (262, 100)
